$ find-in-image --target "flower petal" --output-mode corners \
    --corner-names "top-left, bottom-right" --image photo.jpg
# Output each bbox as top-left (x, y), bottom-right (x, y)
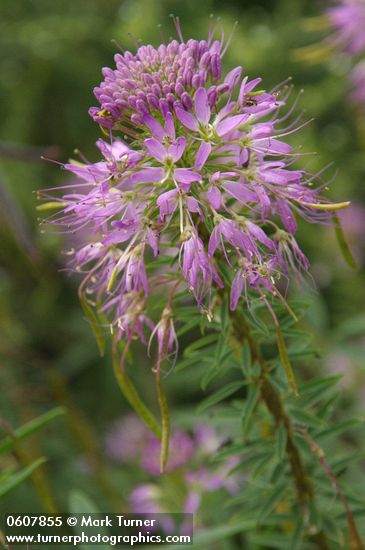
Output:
top-left (206, 186), bottom-right (222, 209)
top-left (175, 107), bottom-right (198, 131)
top-left (230, 272), bottom-right (244, 310)
top-left (129, 167), bottom-right (164, 184)
top-left (144, 138), bottom-right (166, 163)
top-left (246, 221), bottom-right (275, 250)
top-left (223, 181), bottom-right (257, 204)
top-left (208, 227), bottom-right (220, 257)
top-left (164, 112), bottom-right (175, 140)
top-left (168, 136), bottom-right (186, 162)
top-left (174, 168), bottom-right (201, 190)
top-left (215, 115), bottom-right (246, 137)
top-left (194, 87), bottom-right (210, 125)
top-left (156, 189), bottom-right (178, 218)
top-left (194, 141), bottom-right (211, 170)
top-left (143, 114), bottom-right (165, 140)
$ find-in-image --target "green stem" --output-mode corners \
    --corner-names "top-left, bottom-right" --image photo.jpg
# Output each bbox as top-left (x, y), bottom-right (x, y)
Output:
top-left (155, 372), bottom-right (170, 473)
top-left (112, 346), bottom-right (161, 439)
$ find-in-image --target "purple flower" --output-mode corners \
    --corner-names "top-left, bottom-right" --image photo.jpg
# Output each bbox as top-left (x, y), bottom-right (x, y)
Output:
top-left (141, 431), bottom-right (194, 475)
top-left (328, 0), bottom-right (365, 55)
top-left (181, 231), bottom-right (223, 303)
top-left (105, 415), bottom-right (149, 462)
top-left (327, 1), bottom-right (365, 109)
top-left (125, 421), bottom-right (241, 529)
top-left (42, 22), bottom-right (345, 351)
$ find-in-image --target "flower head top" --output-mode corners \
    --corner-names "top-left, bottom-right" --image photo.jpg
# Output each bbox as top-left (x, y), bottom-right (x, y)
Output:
top-left (90, 19), bottom-right (230, 130)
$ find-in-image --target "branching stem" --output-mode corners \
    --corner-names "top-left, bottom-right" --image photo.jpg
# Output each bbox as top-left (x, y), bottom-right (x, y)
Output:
top-left (230, 309), bottom-right (331, 550)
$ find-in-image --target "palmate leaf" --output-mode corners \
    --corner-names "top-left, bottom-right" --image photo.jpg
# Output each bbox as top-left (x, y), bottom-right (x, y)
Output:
top-left (197, 381), bottom-right (246, 413)
top-left (240, 340), bottom-right (252, 377)
top-left (0, 406), bottom-right (66, 455)
top-left (330, 451), bottom-right (365, 474)
top-left (314, 418), bottom-right (364, 440)
top-left (227, 451), bottom-right (273, 480)
top-left (257, 480), bottom-right (288, 522)
top-left (183, 334), bottom-right (217, 355)
top-left (293, 375), bottom-right (342, 408)
top-left (276, 324), bottom-right (299, 396)
top-left (200, 349), bottom-right (234, 390)
top-left (288, 407), bottom-right (326, 429)
top-left (289, 516), bottom-right (305, 550)
top-left (0, 457), bottom-right (46, 497)
top-left (251, 453), bottom-right (275, 480)
top-left (242, 384), bottom-right (260, 437)
top-left (174, 353), bottom-right (209, 372)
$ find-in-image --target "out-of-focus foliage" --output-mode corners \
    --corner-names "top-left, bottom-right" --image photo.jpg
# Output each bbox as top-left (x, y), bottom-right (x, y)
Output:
top-left (0, 0), bottom-right (364, 548)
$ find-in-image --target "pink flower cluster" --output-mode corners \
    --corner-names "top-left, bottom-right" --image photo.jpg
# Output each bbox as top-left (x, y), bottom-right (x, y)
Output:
top-left (41, 25), bottom-right (336, 357)
top-left (105, 415), bottom-right (238, 531)
top-left (328, 0), bottom-right (365, 107)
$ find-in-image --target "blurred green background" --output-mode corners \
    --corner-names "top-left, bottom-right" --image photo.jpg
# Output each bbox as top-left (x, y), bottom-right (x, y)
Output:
top-left (0, 0), bottom-right (364, 528)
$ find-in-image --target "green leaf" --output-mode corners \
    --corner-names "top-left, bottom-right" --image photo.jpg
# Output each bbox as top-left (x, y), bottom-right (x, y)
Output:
top-left (258, 480), bottom-right (288, 523)
top-left (153, 520), bottom-right (257, 549)
top-left (220, 297), bottom-right (229, 333)
top-left (175, 354), bottom-right (207, 372)
top-left (333, 313), bottom-right (365, 341)
top-left (69, 488), bottom-right (101, 515)
top-left (197, 381), bottom-right (246, 413)
top-left (330, 451), bottom-right (365, 474)
top-left (184, 334), bottom-right (217, 355)
top-left (296, 375), bottom-right (341, 408)
top-left (333, 213), bottom-right (357, 269)
top-left (69, 490), bottom-right (110, 550)
top-left (252, 452), bottom-right (275, 480)
top-left (241, 340), bottom-right (251, 377)
top-left (315, 418), bottom-right (364, 440)
top-left (289, 516), bottom-right (305, 550)
top-left (270, 462), bottom-right (287, 485)
top-left (112, 350), bottom-right (161, 439)
top-left (276, 325), bottom-right (298, 396)
top-left (0, 457), bottom-right (46, 497)
top-left (0, 406), bottom-right (66, 455)
top-left (248, 533), bottom-right (292, 549)
top-left (176, 318), bottom-right (201, 337)
top-left (227, 452), bottom-right (269, 476)
top-left (193, 520), bottom-right (256, 546)
top-left (289, 407), bottom-right (326, 429)
top-left (79, 295), bottom-right (105, 356)
top-left (201, 349), bottom-right (234, 390)
top-left (299, 375), bottom-right (341, 395)
top-left (242, 384), bottom-right (260, 437)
